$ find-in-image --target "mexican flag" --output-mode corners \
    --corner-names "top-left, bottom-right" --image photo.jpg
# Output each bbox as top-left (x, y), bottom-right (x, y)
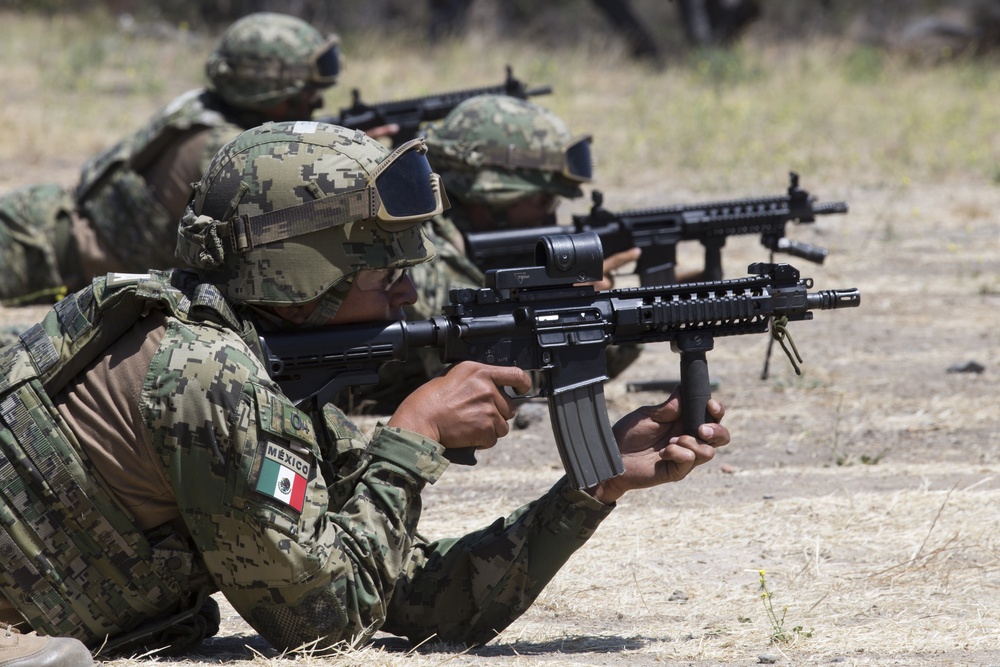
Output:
top-left (256, 451), bottom-right (308, 512)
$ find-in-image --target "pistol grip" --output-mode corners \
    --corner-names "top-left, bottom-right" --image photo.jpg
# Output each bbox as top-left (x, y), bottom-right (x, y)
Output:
top-left (443, 447), bottom-right (478, 465)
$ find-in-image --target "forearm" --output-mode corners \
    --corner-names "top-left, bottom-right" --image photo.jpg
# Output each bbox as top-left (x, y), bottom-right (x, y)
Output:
top-left (146, 326), bottom-right (451, 650)
top-left (381, 477), bottom-right (614, 645)
top-left (211, 423), bottom-right (449, 651)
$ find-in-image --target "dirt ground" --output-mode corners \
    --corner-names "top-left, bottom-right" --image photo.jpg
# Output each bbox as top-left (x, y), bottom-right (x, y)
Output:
top-left (3, 174), bottom-right (1000, 665)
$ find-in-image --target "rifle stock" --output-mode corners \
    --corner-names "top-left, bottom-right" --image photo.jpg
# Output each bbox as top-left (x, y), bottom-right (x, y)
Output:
top-left (262, 232), bottom-right (860, 489)
top-left (317, 65), bottom-right (552, 146)
top-left (464, 172), bottom-right (848, 284)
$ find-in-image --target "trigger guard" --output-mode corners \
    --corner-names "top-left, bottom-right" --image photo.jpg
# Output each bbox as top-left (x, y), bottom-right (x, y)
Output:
top-left (502, 385), bottom-right (537, 401)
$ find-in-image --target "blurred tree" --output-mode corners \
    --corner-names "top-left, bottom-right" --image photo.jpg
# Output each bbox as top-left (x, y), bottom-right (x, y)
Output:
top-left (426, 0), bottom-right (664, 60)
top-left (425, 0), bottom-right (761, 62)
top-left (676, 0), bottom-right (760, 46)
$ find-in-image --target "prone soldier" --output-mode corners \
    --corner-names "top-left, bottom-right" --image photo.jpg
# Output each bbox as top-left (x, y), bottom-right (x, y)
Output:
top-left (0, 121), bottom-right (729, 660)
top-left (0, 12), bottom-right (354, 306)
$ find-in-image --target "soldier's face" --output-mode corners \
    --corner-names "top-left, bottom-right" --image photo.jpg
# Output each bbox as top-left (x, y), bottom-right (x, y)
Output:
top-left (259, 86), bottom-right (325, 122)
top-left (263, 270), bottom-right (415, 327)
top-left (503, 191), bottom-right (560, 229)
top-left (331, 269), bottom-right (418, 325)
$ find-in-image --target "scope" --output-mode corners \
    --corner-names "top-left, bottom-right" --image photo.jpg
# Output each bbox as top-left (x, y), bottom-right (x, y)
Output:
top-left (485, 232), bottom-right (604, 290)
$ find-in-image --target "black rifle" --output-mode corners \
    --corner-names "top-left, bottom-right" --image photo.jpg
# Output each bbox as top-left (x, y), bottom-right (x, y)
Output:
top-left (261, 233), bottom-right (860, 489)
top-left (317, 65), bottom-right (552, 147)
top-left (465, 172), bottom-right (847, 285)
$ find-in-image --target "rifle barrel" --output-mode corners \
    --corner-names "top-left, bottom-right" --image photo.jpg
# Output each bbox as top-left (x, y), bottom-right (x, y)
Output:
top-left (806, 288), bottom-right (861, 310)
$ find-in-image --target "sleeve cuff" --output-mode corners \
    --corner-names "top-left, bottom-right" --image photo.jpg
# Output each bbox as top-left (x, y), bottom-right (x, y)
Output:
top-left (544, 476), bottom-right (615, 540)
top-left (367, 423), bottom-right (449, 484)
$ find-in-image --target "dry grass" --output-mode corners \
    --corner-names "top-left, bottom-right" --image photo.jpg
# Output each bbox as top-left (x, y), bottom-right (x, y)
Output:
top-left (3, 8), bottom-right (1000, 667)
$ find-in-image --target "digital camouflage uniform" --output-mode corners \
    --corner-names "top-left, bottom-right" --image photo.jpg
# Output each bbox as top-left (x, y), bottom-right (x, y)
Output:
top-left (0, 12), bottom-right (338, 305)
top-left (0, 122), bottom-right (614, 654)
top-left (339, 95), bottom-right (640, 413)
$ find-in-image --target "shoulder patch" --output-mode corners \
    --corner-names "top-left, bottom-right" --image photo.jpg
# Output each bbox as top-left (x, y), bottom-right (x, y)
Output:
top-left (255, 441), bottom-right (311, 512)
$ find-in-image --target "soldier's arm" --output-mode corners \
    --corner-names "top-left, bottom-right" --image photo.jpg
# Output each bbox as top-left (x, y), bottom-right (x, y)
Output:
top-left (380, 477), bottom-right (613, 645)
top-left (143, 320), bottom-right (448, 651)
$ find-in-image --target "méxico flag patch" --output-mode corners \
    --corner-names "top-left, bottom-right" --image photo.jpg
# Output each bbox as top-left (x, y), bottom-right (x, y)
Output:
top-left (256, 442), bottom-right (311, 512)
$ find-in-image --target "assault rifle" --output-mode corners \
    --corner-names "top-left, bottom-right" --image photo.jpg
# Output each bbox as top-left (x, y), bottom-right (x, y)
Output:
top-left (317, 65), bottom-right (552, 147)
top-left (465, 172), bottom-right (847, 285)
top-left (261, 233), bottom-right (860, 489)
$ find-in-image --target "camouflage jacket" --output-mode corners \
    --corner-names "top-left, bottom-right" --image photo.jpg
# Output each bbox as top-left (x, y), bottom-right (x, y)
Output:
top-left (75, 88), bottom-right (246, 271)
top-left (0, 269), bottom-right (612, 651)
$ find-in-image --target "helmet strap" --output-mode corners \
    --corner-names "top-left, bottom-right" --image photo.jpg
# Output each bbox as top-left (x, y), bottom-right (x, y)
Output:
top-left (302, 279), bottom-right (353, 327)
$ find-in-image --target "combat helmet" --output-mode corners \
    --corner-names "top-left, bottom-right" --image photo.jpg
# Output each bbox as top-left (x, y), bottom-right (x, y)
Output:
top-left (205, 12), bottom-right (341, 110)
top-left (176, 121), bottom-right (444, 311)
top-left (424, 94), bottom-right (593, 208)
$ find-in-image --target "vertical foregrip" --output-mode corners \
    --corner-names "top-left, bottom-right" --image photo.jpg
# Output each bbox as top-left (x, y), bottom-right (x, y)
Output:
top-left (679, 350), bottom-right (713, 438)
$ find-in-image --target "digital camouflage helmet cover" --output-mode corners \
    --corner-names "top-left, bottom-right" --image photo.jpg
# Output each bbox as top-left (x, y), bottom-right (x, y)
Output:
top-left (205, 12), bottom-right (342, 109)
top-left (176, 121), bottom-right (438, 310)
top-left (423, 94), bottom-right (593, 208)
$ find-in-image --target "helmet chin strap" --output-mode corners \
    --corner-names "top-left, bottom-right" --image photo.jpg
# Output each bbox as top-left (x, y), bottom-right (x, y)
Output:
top-left (302, 278), bottom-right (353, 327)
top-left (245, 278), bottom-right (353, 331)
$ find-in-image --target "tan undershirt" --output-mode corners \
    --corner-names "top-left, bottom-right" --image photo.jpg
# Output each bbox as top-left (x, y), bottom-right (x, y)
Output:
top-left (0, 312), bottom-right (176, 628)
top-left (141, 127), bottom-right (213, 226)
top-left (72, 127), bottom-right (213, 279)
top-left (54, 310), bottom-right (178, 530)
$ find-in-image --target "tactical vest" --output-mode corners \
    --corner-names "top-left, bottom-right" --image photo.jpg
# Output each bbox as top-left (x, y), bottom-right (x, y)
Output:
top-left (75, 89), bottom-right (241, 270)
top-left (0, 270), bottom-right (251, 651)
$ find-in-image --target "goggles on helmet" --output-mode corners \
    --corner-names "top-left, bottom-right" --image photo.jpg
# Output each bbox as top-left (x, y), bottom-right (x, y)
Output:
top-left (308, 35), bottom-right (341, 85)
top-left (219, 138), bottom-right (449, 253)
top-left (363, 138), bottom-right (452, 225)
top-left (473, 134), bottom-right (594, 183)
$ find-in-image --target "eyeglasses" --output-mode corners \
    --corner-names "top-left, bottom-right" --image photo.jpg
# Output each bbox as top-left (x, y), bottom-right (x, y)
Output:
top-left (353, 267), bottom-right (409, 292)
top-left (472, 134), bottom-right (594, 183)
top-left (221, 137), bottom-right (449, 252)
top-left (308, 35), bottom-right (341, 85)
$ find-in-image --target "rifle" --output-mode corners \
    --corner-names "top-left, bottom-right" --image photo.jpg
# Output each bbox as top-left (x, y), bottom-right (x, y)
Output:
top-left (317, 65), bottom-right (552, 147)
top-left (464, 172), bottom-right (847, 285)
top-left (261, 232), bottom-right (860, 489)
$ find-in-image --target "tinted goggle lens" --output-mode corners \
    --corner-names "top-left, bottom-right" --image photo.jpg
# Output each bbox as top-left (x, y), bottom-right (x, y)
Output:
top-left (375, 149), bottom-right (439, 218)
top-left (312, 42), bottom-right (341, 82)
top-left (563, 136), bottom-right (593, 182)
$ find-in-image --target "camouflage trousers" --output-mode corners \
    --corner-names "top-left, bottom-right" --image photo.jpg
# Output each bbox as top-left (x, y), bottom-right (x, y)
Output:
top-left (0, 184), bottom-right (76, 305)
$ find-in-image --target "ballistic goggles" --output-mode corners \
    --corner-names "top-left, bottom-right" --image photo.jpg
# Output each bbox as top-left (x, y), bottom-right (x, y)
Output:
top-left (306, 35), bottom-right (342, 85)
top-left (474, 134), bottom-right (594, 183)
top-left (220, 138), bottom-right (449, 252)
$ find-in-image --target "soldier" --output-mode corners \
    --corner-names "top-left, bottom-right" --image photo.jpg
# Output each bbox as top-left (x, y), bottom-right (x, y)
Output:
top-left (339, 94), bottom-right (642, 414)
top-left (0, 12), bottom-right (363, 306)
top-left (0, 121), bottom-right (729, 660)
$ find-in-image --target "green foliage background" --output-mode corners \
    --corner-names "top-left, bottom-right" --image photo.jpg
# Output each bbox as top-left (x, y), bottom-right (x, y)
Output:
top-left (0, 0), bottom-right (972, 44)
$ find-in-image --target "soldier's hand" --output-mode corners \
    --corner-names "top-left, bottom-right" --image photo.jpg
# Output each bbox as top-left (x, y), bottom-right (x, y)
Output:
top-left (387, 361), bottom-right (532, 451)
top-left (365, 123), bottom-right (400, 140)
top-left (588, 388), bottom-right (729, 504)
top-left (592, 247), bottom-right (641, 291)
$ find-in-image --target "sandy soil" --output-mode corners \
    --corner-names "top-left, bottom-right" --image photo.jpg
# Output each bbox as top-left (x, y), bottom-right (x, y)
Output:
top-left (3, 176), bottom-right (1000, 666)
